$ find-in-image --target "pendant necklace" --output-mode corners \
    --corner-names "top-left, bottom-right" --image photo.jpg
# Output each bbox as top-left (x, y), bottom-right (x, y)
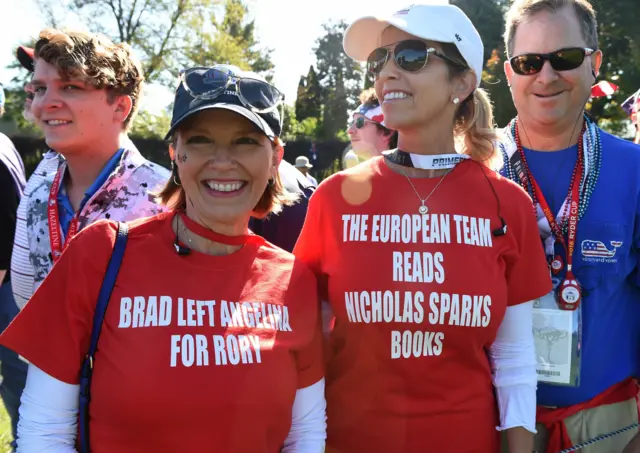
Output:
top-left (404, 169), bottom-right (452, 215)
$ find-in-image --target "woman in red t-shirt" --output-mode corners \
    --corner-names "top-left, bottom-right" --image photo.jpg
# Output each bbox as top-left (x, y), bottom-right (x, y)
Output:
top-left (1, 65), bottom-right (326, 453)
top-left (294, 5), bottom-right (551, 453)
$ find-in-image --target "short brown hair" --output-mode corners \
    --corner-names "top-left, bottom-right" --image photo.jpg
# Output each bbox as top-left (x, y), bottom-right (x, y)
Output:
top-left (158, 136), bottom-right (298, 218)
top-left (34, 28), bottom-right (144, 130)
top-left (504, 0), bottom-right (598, 57)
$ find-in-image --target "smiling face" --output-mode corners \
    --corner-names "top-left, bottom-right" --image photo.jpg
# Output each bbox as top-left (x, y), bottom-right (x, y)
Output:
top-left (347, 113), bottom-right (389, 156)
top-left (173, 108), bottom-right (279, 234)
top-left (373, 27), bottom-right (466, 134)
top-left (504, 6), bottom-right (602, 132)
top-left (30, 59), bottom-right (131, 155)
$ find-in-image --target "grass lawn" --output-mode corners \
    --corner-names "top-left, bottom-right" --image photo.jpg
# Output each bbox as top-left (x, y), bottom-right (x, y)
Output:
top-left (0, 400), bottom-right (12, 452)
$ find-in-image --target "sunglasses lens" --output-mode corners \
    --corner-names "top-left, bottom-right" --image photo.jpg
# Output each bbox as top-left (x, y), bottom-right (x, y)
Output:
top-left (238, 78), bottom-right (283, 110)
top-left (355, 117), bottom-right (366, 128)
top-left (394, 40), bottom-right (428, 72)
top-left (550, 48), bottom-right (586, 71)
top-left (511, 55), bottom-right (544, 75)
top-left (185, 68), bottom-right (228, 95)
top-left (367, 48), bottom-right (389, 77)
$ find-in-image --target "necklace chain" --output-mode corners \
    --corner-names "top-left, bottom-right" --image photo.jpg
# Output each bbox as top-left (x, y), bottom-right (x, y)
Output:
top-left (404, 169), bottom-right (452, 215)
top-left (503, 114), bottom-right (601, 232)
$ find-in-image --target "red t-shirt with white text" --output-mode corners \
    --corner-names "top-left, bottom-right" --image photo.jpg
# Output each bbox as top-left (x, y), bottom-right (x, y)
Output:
top-left (1, 212), bottom-right (323, 453)
top-left (294, 157), bottom-right (551, 453)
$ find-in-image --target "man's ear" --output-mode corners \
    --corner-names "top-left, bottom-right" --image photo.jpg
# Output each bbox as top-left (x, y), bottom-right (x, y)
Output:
top-left (504, 60), bottom-right (514, 88)
top-left (591, 49), bottom-right (603, 79)
top-left (113, 94), bottom-right (133, 124)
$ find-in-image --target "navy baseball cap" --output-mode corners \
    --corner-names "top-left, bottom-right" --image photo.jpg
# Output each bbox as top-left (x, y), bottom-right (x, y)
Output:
top-left (165, 64), bottom-right (282, 141)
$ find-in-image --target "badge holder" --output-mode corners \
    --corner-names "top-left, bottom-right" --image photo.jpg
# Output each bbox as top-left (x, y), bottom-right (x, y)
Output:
top-left (512, 121), bottom-right (585, 387)
top-left (532, 275), bottom-right (582, 387)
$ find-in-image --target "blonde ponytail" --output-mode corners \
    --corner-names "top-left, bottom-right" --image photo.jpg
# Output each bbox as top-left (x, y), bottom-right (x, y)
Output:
top-left (454, 88), bottom-right (501, 170)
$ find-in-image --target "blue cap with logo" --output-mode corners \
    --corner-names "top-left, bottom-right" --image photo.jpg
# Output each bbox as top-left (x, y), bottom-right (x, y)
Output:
top-left (165, 64), bottom-right (283, 140)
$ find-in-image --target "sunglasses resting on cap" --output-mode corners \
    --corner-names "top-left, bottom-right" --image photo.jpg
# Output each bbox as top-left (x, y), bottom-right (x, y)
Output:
top-left (166, 65), bottom-right (285, 140)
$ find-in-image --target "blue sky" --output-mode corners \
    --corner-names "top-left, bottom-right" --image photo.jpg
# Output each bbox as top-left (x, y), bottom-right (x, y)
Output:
top-left (0, 0), bottom-right (401, 113)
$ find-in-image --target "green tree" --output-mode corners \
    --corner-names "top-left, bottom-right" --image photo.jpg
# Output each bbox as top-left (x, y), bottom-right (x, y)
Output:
top-left (0, 87), bottom-right (41, 136)
top-left (295, 66), bottom-right (322, 121)
top-left (33, 0), bottom-right (273, 85)
top-left (451, 0), bottom-right (506, 65)
top-left (184, 0), bottom-right (275, 79)
top-left (321, 70), bottom-right (350, 139)
top-left (483, 49), bottom-right (516, 128)
top-left (313, 21), bottom-right (363, 139)
top-left (36, 0), bottom-right (220, 84)
top-left (587, 0), bottom-right (640, 134)
top-left (282, 104), bottom-right (320, 141)
top-left (130, 109), bottom-right (172, 139)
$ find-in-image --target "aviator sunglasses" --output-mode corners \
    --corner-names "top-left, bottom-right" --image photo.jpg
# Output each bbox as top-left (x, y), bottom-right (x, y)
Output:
top-left (367, 39), bottom-right (468, 78)
top-left (509, 47), bottom-right (595, 76)
top-left (348, 117), bottom-right (377, 129)
top-left (180, 67), bottom-right (285, 114)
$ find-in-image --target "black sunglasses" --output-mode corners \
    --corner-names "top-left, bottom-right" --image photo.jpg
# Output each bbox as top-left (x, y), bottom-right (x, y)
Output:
top-left (348, 116), bottom-right (376, 129)
top-left (180, 67), bottom-right (284, 113)
top-left (509, 47), bottom-right (594, 76)
top-left (367, 39), bottom-right (468, 79)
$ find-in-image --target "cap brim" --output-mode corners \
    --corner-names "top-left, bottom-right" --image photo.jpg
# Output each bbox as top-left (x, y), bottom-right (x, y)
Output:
top-left (165, 102), bottom-right (276, 141)
top-left (343, 15), bottom-right (414, 61)
top-left (17, 46), bottom-right (34, 72)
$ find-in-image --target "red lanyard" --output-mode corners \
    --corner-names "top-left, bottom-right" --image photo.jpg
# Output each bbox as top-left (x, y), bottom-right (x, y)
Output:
top-left (515, 125), bottom-right (584, 310)
top-left (48, 165), bottom-right (81, 263)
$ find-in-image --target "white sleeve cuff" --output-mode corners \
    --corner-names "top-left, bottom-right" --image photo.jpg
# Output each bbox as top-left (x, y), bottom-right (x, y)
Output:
top-left (17, 364), bottom-right (79, 452)
top-left (488, 301), bottom-right (537, 433)
top-left (282, 378), bottom-right (327, 452)
top-left (18, 367), bottom-right (327, 452)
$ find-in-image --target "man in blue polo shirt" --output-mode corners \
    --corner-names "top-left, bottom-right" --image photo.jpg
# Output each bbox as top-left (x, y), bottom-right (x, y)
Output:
top-left (499, 1), bottom-right (640, 452)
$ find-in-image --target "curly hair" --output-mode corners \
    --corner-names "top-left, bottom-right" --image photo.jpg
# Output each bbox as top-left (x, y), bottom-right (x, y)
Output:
top-left (34, 28), bottom-right (144, 130)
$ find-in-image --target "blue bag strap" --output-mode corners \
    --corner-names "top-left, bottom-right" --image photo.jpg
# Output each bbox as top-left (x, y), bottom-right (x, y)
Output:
top-left (78, 222), bottom-right (129, 453)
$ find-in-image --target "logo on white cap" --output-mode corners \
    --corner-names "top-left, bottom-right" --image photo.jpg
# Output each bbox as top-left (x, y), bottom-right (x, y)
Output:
top-left (395, 4), bottom-right (415, 15)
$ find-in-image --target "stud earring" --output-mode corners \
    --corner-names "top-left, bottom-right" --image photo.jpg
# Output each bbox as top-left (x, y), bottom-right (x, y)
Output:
top-left (453, 97), bottom-right (460, 105)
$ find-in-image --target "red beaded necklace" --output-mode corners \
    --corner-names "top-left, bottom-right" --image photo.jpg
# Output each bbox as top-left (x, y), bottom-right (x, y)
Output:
top-left (514, 123), bottom-right (585, 235)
